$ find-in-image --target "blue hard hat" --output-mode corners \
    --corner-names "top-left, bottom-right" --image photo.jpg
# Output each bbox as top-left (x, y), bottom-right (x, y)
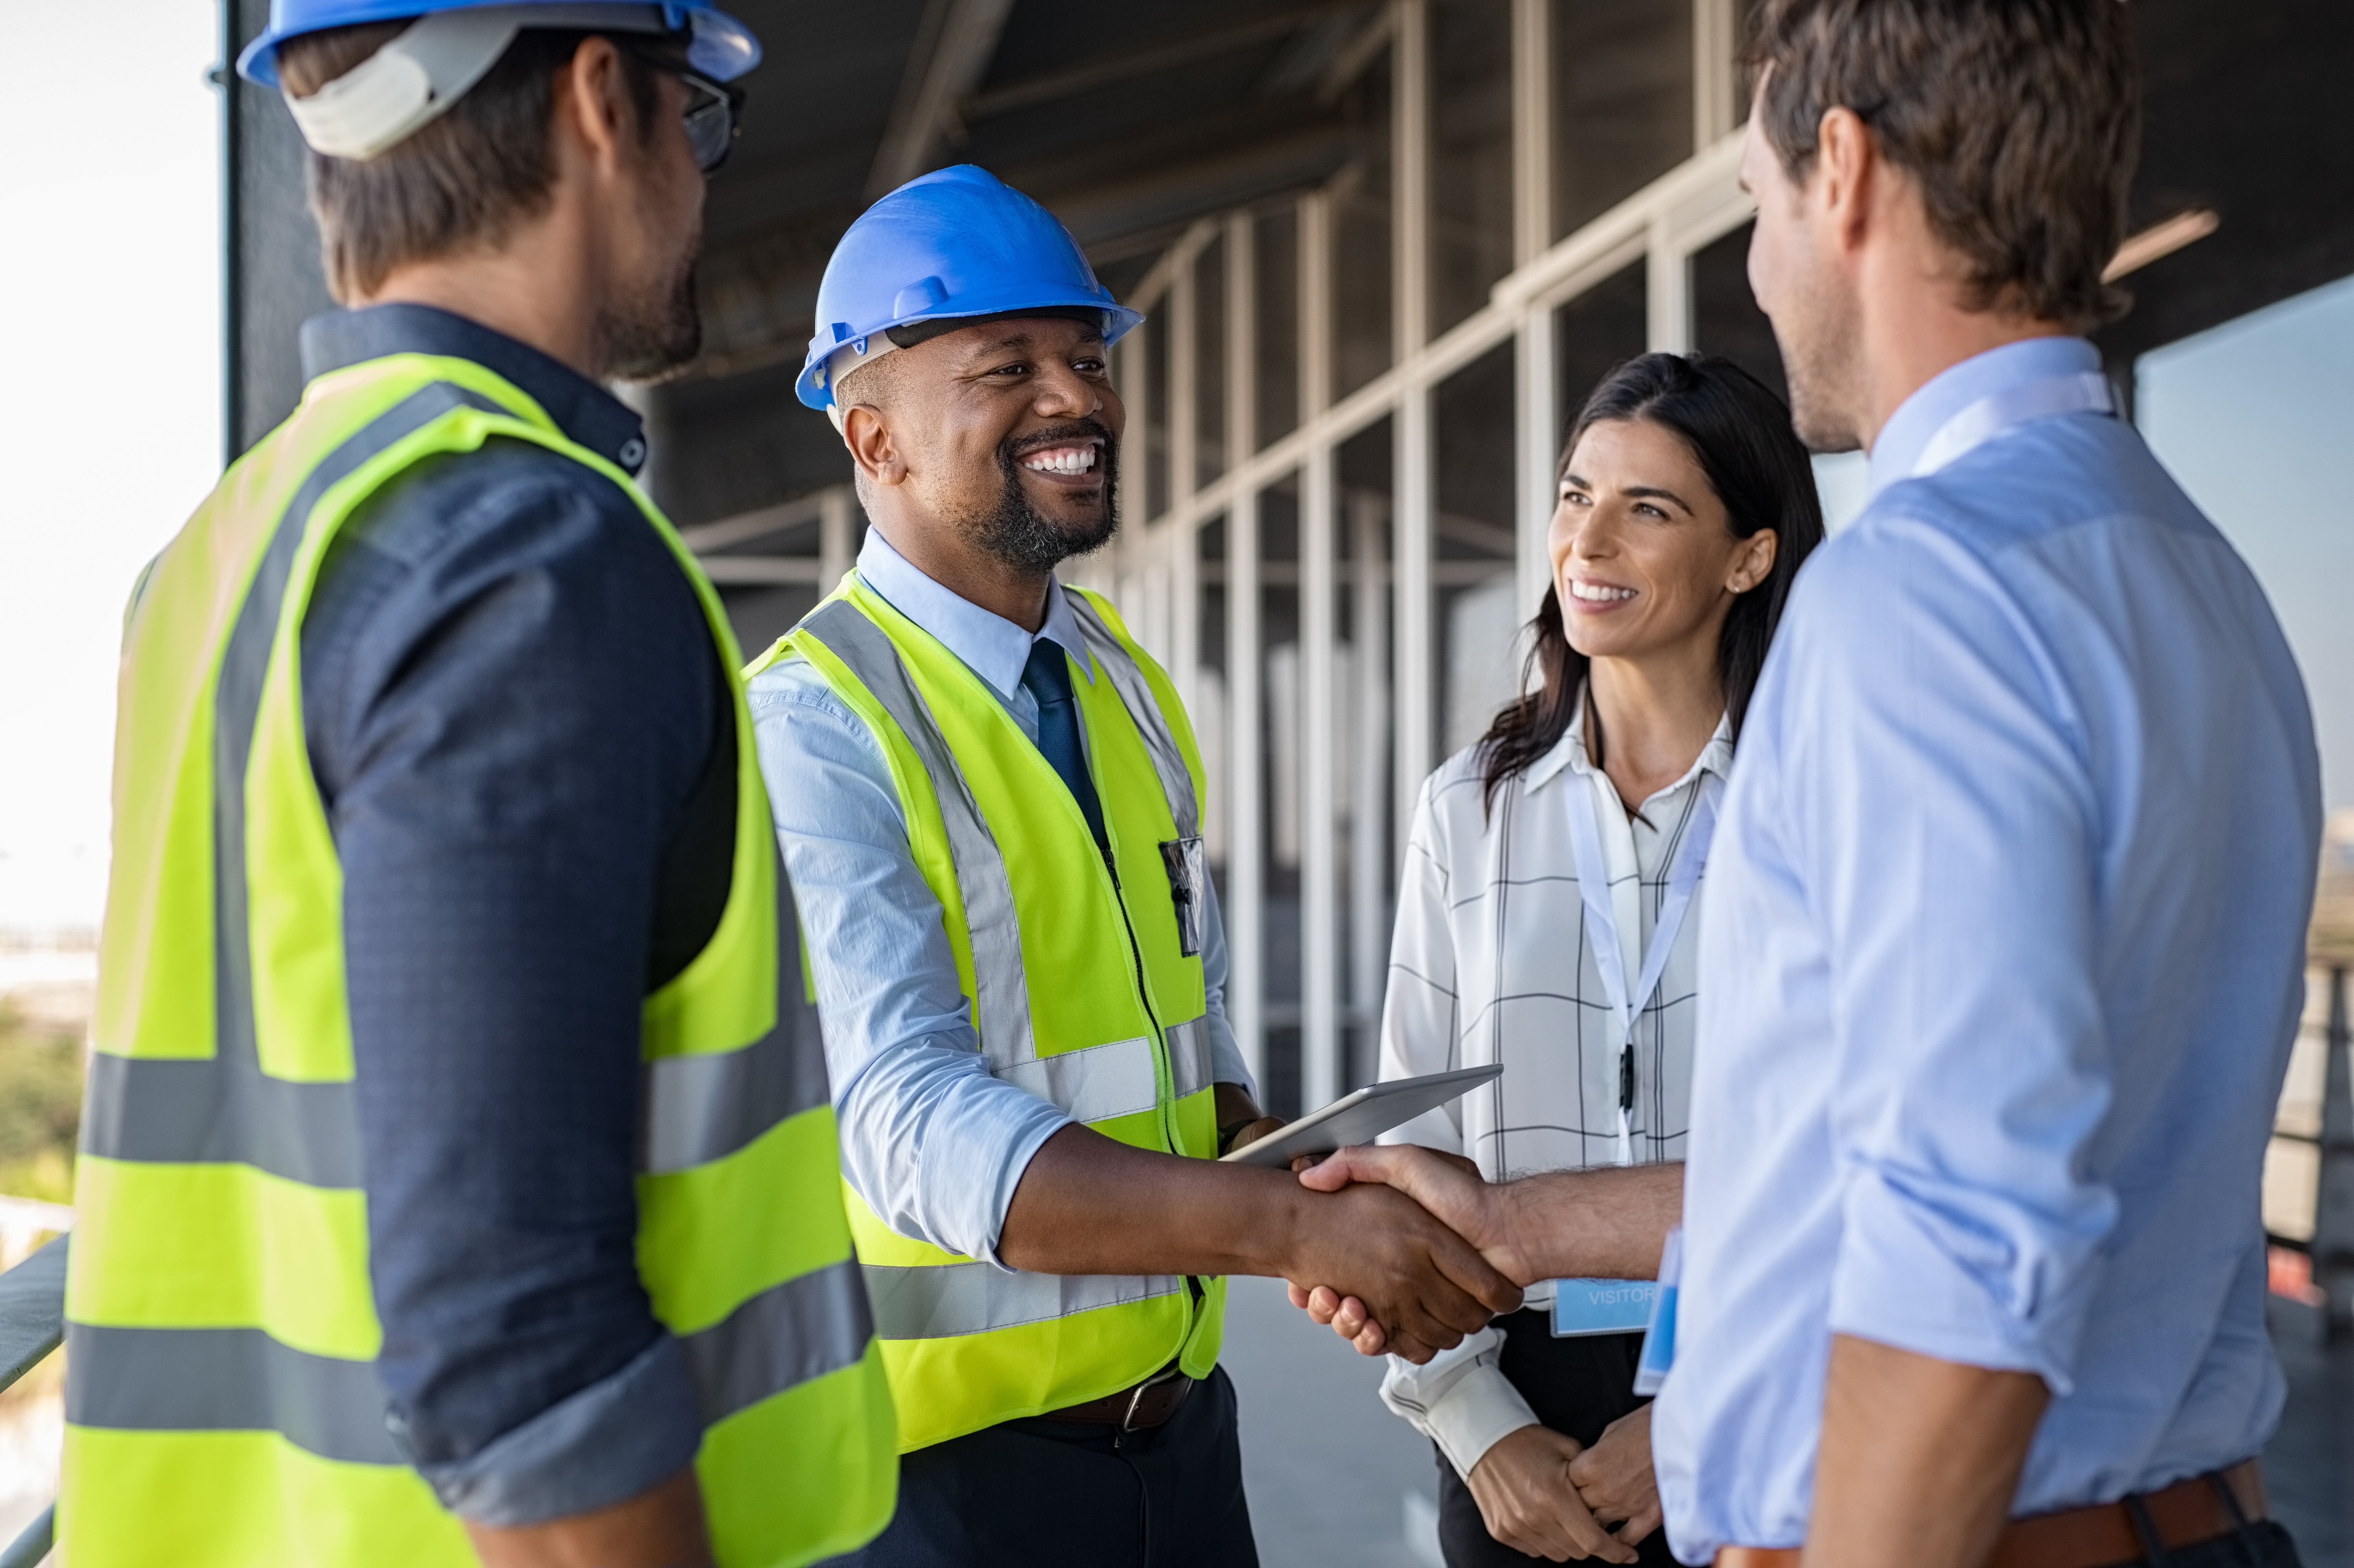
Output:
top-left (237, 0), bottom-right (759, 89)
top-left (798, 165), bottom-right (1144, 411)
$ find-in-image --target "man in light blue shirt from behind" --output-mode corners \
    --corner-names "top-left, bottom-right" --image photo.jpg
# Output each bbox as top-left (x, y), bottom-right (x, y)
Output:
top-left (1289, 4), bottom-right (2320, 1567)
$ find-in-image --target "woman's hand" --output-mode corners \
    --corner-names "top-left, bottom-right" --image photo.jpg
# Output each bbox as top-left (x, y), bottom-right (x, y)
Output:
top-left (1566, 1403), bottom-right (1663, 1546)
top-left (1464, 1424), bottom-right (1639, 1564)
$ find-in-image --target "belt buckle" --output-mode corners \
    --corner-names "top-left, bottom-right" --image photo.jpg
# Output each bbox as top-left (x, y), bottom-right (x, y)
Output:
top-left (1118, 1366), bottom-right (1185, 1433)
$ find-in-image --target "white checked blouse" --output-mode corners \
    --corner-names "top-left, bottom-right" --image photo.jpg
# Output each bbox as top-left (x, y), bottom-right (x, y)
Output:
top-left (1375, 696), bottom-right (1732, 1477)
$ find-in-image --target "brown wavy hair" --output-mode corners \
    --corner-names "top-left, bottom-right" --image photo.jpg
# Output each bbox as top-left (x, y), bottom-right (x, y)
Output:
top-left (1476, 353), bottom-right (1824, 812)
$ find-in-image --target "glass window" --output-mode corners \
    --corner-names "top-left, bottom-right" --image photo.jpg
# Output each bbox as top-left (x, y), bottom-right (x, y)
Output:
top-left (1555, 261), bottom-right (1650, 440)
top-left (1197, 514), bottom-right (1229, 874)
top-left (1553, 0), bottom-right (1693, 241)
top-left (1139, 300), bottom-right (1171, 520)
top-left (1434, 341), bottom-right (1522, 759)
top-left (1331, 47), bottom-right (1394, 400)
top-left (1195, 235), bottom-right (1229, 489)
top-left (1336, 417), bottom-right (1395, 1089)
top-left (1255, 206), bottom-right (1301, 451)
top-left (1429, 0), bottom-right (1515, 338)
top-left (1259, 475), bottom-right (1304, 1116)
top-left (1691, 220), bottom-right (1788, 405)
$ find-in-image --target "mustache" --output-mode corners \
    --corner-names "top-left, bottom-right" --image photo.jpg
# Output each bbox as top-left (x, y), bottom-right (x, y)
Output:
top-left (1003, 419), bottom-right (1117, 466)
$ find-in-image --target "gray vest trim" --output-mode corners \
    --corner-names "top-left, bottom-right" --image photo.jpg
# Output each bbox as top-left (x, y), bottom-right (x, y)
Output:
top-left (859, 1260), bottom-right (1183, 1341)
top-left (65, 1321), bottom-right (406, 1466)
top-left (800, 598), bottom-right (1037, 1070)
top-left (684, 1256), bottom-right (875, 1424)
top-left (639, 865), bottom-right (834, 1175)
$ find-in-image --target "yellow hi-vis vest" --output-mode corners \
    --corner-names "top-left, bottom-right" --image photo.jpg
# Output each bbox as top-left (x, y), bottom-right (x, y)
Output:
top-left (751, 575), bottom-right (1225, 1453)
top-left (63, 350), bottom-right (896, 1568)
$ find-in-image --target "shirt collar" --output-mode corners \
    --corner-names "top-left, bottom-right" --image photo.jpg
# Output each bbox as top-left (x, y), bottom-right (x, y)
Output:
top-left (1523, 687), bottom-right (1735, 795)
top-left (855, 526), bottom-right (1096, 702)
top-left (1866, 336), bottom-right (2101, 498)
top-left (298, 304), bottom-right (649, 478)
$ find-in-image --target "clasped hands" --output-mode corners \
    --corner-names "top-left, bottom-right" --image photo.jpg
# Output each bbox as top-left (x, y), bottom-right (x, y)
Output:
top-left (1285, 1143), bottom-right (1539, 1357)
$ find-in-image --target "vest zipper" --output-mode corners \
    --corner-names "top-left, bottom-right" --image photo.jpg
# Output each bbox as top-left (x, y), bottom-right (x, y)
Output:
top-left (1099, 837), bottom-right (1206, 1322)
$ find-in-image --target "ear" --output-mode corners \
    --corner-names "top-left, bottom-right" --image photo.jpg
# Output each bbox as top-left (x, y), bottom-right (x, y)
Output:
top-left (1810, 105), bottom-right (1877, 256)
top-left (1727, 527), bottom-right (1778, 595)
top-left (551, 36), bottom-right (636, 176)
top-left (841, 405), bottom-right (908, 488)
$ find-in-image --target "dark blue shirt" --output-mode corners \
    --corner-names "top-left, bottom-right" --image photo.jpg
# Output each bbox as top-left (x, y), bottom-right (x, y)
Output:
top-left (297, 305), bottom-right (727, 1525)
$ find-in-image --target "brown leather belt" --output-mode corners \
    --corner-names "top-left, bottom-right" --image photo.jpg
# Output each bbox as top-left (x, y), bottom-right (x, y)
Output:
top-left (1041, 1365), bottom-right (1194, 1432)
top-left (1713, 1460), bottom-right (2266, 1568)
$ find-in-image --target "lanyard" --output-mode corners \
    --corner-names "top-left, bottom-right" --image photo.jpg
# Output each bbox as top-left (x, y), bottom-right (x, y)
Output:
top-left (1908, 369), bottom-right (2114, 479)
top-left (1564, 762), bottom-right (1721, 1167)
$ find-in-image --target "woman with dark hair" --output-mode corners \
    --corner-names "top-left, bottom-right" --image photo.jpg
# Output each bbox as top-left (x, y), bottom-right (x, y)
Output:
top-left (1375, 353), bottom-right (1823, 1566)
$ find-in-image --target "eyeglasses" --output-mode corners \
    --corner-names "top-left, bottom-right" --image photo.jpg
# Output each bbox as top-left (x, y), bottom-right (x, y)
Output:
top-left (678, 68), bottom-right (745, 175)
top-left (612, 37), bottom-right (745, 175)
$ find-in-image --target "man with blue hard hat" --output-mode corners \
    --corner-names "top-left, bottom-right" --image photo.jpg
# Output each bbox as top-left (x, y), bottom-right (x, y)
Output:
top-left (61, 4), bottom-right (894, 1566)
top-left (746, 164), bottom-right (1521, 1567)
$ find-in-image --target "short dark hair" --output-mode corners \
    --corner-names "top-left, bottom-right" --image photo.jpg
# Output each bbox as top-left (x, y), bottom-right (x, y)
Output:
top-left (1476, 353), bottom-right (1824, 811)
top-left (279, 25), bottom-right (670, 302)
top-left (1747, 0), bottom-right (2140, 332)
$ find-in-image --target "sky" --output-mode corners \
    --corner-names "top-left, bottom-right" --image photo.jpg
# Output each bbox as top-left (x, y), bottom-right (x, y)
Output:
top-left (0, 11), bottom-right (2348, 931)
top-left (0, 4), bottom-right (222, 931)
top-left (2139, 272), bottom-right (2354, 814)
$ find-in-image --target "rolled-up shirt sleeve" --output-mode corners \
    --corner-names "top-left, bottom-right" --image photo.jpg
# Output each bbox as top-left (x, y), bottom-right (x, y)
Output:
top-left (1795, 519), bottom-right (2119, 1391)
top-left (748, 659), bottom-right (1073, 1267)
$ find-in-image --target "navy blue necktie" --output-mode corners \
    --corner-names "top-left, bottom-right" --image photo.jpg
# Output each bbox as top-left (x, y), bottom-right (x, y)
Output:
top-left (1020, 638), bottom-right (1110, 854)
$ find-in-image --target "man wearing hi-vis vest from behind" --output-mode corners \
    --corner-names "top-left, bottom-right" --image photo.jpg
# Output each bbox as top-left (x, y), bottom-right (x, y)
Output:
top-left (63, 4), bottom-right (894, 1567)
top-left (748, 165), bottom-right (1521, 1567)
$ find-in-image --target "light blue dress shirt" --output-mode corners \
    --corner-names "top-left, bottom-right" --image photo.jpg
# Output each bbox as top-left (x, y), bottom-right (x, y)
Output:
top-left (1653, 337), bottom-right (2321, 1559)
top-left (748, 527), bottom-right (1254, 1267)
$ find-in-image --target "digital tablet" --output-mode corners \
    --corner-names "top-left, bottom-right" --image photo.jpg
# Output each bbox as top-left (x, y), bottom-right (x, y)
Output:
top-left (1218, 1064), bottom-right (1503, 1167)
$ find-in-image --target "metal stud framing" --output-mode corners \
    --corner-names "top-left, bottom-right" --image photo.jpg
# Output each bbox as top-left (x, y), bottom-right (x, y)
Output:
top-left (1084, 0), bottom-right (1756, 1102)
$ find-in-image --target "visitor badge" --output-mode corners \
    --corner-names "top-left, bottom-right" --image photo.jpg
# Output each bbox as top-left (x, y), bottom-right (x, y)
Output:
top-left (1631, 1227), bottom-right (1682, 1396)
top-left (1550, 1278), bottom-right (1658, 1337)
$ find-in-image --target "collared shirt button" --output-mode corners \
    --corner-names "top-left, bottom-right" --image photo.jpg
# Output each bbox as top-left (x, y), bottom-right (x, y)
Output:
top-left (618, 436), bottom-right (647, 470)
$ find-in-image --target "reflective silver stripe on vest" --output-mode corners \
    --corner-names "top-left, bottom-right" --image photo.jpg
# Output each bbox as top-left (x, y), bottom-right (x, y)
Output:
top-left (992, 1035), bottom-right (1158, 1125)
top-left (66, 1257), bottom-right (875, 1459)
top-left (861, 1261), bottom-right (1184, 1341)
top-left (800, 598), bottom-right (1037, 1069)
top-left (1061, 590), bottom-right (1200, 840)
top-left (1163, 1016), bottom-right (1218, 1102)
top-left (640, 860), bottom-right (834, 1174)
top-left (65, 1321), bottom-right (405, 1466)
top-left (84, 381), bottom-right (511, 1189)
top-left (682, 1256), bottom-right (874, 1424)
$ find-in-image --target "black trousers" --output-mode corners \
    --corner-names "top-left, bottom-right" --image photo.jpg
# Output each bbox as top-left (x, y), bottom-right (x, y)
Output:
top-left (1437, 1310), bottom-right (1682, 1567)
top-left (823, 1365), bottom-right (1258, 1568)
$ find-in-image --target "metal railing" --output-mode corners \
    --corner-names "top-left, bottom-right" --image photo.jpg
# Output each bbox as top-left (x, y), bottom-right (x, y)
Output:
top-left (0, 1234), bottom-right (66, 1568)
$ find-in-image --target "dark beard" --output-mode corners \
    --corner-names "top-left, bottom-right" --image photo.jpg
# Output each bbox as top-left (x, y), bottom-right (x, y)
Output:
top-left (601, 250), bottom-right (703, 383)
top-left (967, 423), bottom-right (1121, 574)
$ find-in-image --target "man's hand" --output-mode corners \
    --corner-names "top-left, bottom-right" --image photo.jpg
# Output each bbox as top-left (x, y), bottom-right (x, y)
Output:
top-left (1300, 1144), bottom-right (1536, 1276)
top-left (1214, 1082), bottom-right (1285, 1157)
top-left (1466, 1425), bottom-right (1639, 1564)
top-left (994, 1122), bottom-right (1518, 1360)
top-left (1290, 1146), bottom-right (1683, 1355)
top-left (463, 1465), bottom-right (714, 1568)
top-left (1568, 1404), bottom-right (1662, 1546)
top-left (1285, 1177), bottom-right (1523, 1362)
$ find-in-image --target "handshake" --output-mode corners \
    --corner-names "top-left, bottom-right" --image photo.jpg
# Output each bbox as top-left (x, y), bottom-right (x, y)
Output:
top-left (1272, 1144), bottom-right (1540, 1362)
top-left (1271, 1142), bottom-right (1680, 1363)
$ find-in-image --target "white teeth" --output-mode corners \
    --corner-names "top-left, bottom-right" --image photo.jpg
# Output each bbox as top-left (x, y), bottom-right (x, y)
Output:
top-left (1570, 580), bottom-right (1637, 602)
top-left (1022, 445), bottom-right (1097, 474)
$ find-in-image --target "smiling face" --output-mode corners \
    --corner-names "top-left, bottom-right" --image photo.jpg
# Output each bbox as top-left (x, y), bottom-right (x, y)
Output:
top-left (1550, 418), bottom-right (1777, 666)
top-left (840, 314), bottom-right (1124, 574)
